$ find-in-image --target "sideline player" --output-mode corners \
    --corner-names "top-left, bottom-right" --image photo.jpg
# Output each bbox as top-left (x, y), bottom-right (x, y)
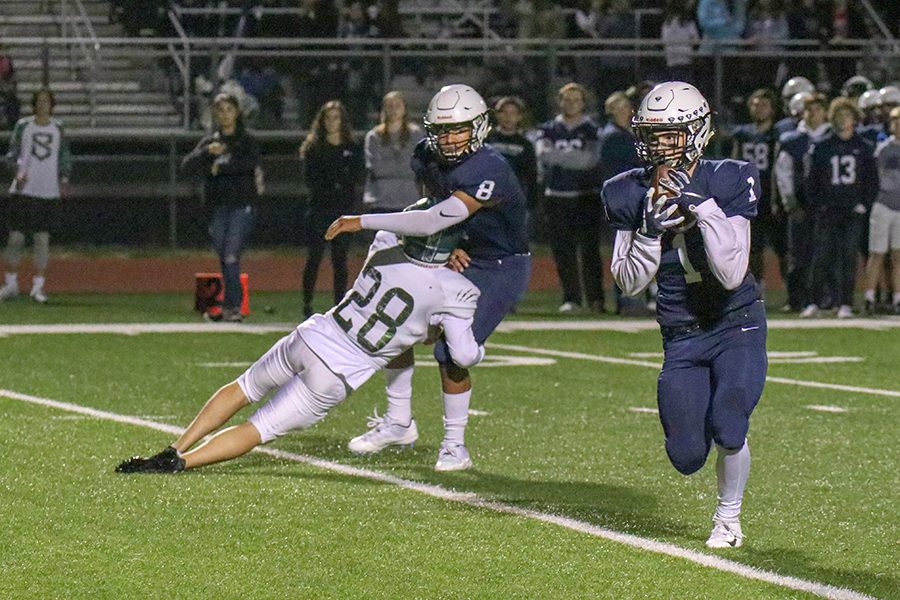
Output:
top-left (326, 84), bottom-right (531, 471)
top-left (602, 81), bottom-right (767, 548)
top-left (116, 212), bottom-right (484, 473)
top-left (1, 88), bottom-right (71, 303)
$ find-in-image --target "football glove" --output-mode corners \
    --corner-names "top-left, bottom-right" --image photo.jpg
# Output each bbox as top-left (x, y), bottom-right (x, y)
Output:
top-left (640, 190), bottom-right (684, 238)
top-left (657, 168), bottom-right (707, 213)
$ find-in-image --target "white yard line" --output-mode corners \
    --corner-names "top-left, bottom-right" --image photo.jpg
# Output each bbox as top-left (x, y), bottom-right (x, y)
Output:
top-left (488, 343), bottom-right (900, 399)
top-left (0, 388), bottom-right (874, 600)
top-left (1, 317), bottom-right (900, 337)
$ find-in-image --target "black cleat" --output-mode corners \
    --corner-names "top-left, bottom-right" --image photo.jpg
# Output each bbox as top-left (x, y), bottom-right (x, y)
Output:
top-left (116, 446), bottom-right (186, 473)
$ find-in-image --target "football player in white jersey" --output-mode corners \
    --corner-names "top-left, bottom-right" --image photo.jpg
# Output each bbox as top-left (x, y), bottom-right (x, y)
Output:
top-left (1, 89), bottom-right (71, 304)
top-left (116, 202), bottom-right (483, 473)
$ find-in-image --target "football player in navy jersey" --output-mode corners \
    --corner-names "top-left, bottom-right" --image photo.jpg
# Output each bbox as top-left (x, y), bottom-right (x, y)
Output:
top-left (602, 81), bottom-right (767, 549)
top-left (800, 97), bottom-right (877, 319)
top-left (327, 84), bottom-right (531, 471)
top-left (731, 88), bottom-right (786, 291)
top-left (774, 92), bottom-right (830, 311)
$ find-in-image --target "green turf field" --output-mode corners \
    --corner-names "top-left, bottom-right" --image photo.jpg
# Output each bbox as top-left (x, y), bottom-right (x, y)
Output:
top-left (1, 292), bottom-right (897, 599)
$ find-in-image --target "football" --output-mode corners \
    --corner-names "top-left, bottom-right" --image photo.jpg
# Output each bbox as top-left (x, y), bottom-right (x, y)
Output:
top-left (651, 164), bottom-right (697, 232)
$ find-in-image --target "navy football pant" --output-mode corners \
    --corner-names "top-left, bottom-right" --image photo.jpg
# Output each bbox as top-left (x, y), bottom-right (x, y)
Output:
top-left (657, 301), bottom-right (768, 475)
top-left (433, 254), bottom-right (532, 365)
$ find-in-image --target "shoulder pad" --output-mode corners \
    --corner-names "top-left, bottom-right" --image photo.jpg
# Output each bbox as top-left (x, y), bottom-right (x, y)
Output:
top-left (440, 271), bottom-right (481, 319)
top-left (707, 160), bottom-right (760, 219)
top-left (601, 168), bottom-right (647, 231)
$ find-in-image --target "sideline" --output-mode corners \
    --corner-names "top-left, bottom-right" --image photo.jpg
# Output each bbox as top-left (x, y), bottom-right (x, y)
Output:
top-left (0, 388), bottom-right (875, 600)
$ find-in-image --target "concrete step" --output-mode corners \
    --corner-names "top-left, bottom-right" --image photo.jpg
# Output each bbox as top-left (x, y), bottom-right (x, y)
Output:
top-left (15, 68), bottom-right (156, 84)
top-left (49, 102), bottom-right (175, 116)
top-left (0, 0), bottom-right (109, 16)
top-left (0, 14), bottom-right (110, 25)
top-left (15, 57), bottom-right (135, 70)
top-left (20, 90), bottom-right (171, 105)
top-left (59, 113), bottom-right (183, 128)
top-left (19, 80), bottom-right (141, 93)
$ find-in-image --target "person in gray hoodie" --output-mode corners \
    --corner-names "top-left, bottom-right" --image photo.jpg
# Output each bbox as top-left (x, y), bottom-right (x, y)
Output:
top-left (363, 91), bottom-right (425, 213)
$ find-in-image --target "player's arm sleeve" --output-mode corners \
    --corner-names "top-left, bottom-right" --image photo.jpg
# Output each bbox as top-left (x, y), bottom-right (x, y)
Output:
top-left (434, 313), bottom-right (485, 368)
top-left (691, 199), bottom-right (751, 290)
top-left (610, 229), bottom-right (661, 296)
top-left (359, 195), bottom-right (470, 235)
top-left (58, 124), bottom-right (72, 180)
top-left (774, 149), bottom-right (795, 199)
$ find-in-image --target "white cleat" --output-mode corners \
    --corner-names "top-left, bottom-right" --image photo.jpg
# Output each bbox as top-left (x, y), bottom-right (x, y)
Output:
top-left (799, 303), bottom-right (819, 319)
top-left (30, 287), bottom-right (48, 304)
top-left (348, 410), bottom-right (418, 454)
top-left (0, 282), bottom-right (19, 301)
top-left (558, 301), bottom-right (579, 314)
top-left (836, 305), bottom-right (854, 319)
top-left (706, 519), bottom-right (744, 549)
top-left (434, 443), bottom-right (473, 472)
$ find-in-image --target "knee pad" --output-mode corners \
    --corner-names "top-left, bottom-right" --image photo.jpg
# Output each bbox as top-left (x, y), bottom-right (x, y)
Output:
top-left (665, 436), bottom-right (710, 475)
top-left (5, 231), bottom-right (25, 265)
top-left (33, 232), bottom-right (50, 270)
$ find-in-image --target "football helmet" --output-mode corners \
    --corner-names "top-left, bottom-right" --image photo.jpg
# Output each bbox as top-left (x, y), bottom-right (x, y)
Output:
top-left (879, 85), bottom-right (900, 108)
top-left (781, 76), bottom-right (814, 100)
top-left (788, 91), bottom-right (813, 117)
top-left (401, 197), bottom-right (464, 264)
top-left (857, 89), bottom-right (882, 111)
top-left (423, 84), bottom-right (491, 164)
top-left (632, 81), bottom-right (714, 168)
top-left (841, 75), bottom-right (874, 99)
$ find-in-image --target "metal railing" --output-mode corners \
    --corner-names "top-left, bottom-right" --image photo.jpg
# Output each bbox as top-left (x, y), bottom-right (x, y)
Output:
top-left (58, 0), bottom-right (101, 125)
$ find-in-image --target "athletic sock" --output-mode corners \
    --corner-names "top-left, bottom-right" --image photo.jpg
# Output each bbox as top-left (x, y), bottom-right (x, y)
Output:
top-left (864, 289), bottom-right (876, 302)
top-left (384, 367), bottom-right (414, 427)
top-left (893, 292), bottom-right (900, 306)
top-left (714, 440), bottom-right (750, 522)
top-left (441, 390), bottom-right (471, 447)
top-left (4, 272), bottom-right (17, 287)
top-left (32, 275), bottom-right (45, 291)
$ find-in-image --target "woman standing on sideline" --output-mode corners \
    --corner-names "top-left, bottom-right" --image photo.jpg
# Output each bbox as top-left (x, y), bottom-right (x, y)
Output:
top-left (363, 91), bottom-right (424, 213)
top-left (182, 92), bottom-right (260, 323)
top-left (0, 88), bottom-right (71, 304)
top-left (300, 100), bottom-right (364, 318)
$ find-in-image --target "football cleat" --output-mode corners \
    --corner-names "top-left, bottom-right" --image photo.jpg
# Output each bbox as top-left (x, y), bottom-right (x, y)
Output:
top-left (30, 287), bottom-right (48, 304)
top-left (434, 443), bottom-right (473, 472)
top-left (706, 519), bottom-right (743, 549)
top-left (116, 446), bottom-right (185, 474)
top-left (799, 304), bottom-right (819, 318)
top-left (0, 281), bottom-right (19, 301)
top-left (836, 305), bottom-right (854, 319)
top-left (348, 410), bottom-right (418, 454)
top-left (558, 301), bottom-right (580, 314)
top-left (864, 300), bottom-right (876, 316)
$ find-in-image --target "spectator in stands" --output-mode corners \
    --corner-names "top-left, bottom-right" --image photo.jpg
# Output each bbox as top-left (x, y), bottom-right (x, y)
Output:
top-left (292, 0), bottom-right (341, 128)
top-left (818, 1), bottom-right (870, 90)
top-left (595, 0), bottom-right (637, 103)
top-left (774, 92), bottom-right (830, 312)
top-left (491, 0), bottom-right (522, 39)
top-left (660, 0), bottom-right (700, 83)
top-left (182, 93), bottom-right (260, 323)
top-left (237, 59), bottom-right (284, 129)
top-left (535, 82), bottom-right (604, 313)
top-left (697, 0), bottom-right (747, 48)
top-left (745, 0), bottom-right (790, 89)
top-left (362, 91), bottom-right (424, 213)
top-left (0, 43), bottom-right (20, 130)
top-left (801, 97), bottom-right (877, 319)
top-left (486, 96), bottom-right (538, 228)
top-left (0, 89), bottom-right (70, 304)
top-left (864, 106), bottom-right (900, 315)
top-left (300, 100), bottom-right (364, 319)
top-left (339, 0), bottom-right (379, 128)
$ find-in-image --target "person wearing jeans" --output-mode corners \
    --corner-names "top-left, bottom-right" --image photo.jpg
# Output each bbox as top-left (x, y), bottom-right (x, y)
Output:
top-left (183, 92), bottom-right (260, 322)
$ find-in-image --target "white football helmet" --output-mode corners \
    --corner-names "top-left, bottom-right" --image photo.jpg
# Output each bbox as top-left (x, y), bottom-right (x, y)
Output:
top-left (423, 84), bottom-right (491, 164)
top-left (841, 75), bottom-right (874, 99)
top-left (858, 89), bottom-right (882, 111)
top-left (632, 81), bottom-right (714, 168)
top-left (879, 85), bottom-right (900, 108)
top-left (788, 91), bottom-right (813, 117)
top-left (781, 76), bottom-right (814, 100)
